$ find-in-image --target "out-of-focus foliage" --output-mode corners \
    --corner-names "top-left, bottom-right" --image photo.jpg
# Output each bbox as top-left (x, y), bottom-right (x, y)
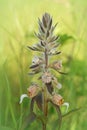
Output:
top-left (0, 0), bottom-right (87, 130)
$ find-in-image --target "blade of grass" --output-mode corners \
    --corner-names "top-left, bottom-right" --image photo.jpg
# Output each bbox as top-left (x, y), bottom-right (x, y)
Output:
top-left (3, 68), bottom-right (17, 129)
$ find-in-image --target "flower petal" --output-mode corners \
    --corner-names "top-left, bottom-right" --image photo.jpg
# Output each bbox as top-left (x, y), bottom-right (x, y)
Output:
top-left (62, 102), bottom-right (69, 113)
top-left (19, 94), bottom-right (28, 104)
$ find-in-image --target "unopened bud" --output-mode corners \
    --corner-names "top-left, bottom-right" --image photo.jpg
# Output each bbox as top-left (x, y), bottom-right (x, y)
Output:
top-left (53, 60), bottom-right (62, 70)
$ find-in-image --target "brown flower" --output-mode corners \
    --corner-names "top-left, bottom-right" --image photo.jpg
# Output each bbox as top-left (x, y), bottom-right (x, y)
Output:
top-left (27, 84), bottom-right (40, 98)
top-left (52, 94), bottom-right (64, 106)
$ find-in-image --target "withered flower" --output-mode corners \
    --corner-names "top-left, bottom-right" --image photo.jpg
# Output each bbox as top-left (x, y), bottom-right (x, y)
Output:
top-left (19, 84), bottom-right (41, 104)
top-left (52, 94), bottom-right (64, 106)
top-left (27, 84), bottom-right (40, 98)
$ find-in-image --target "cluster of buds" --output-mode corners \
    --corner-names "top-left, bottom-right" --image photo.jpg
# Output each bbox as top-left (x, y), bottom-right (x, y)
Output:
top-left (20, 13), bottom-right (69, 129)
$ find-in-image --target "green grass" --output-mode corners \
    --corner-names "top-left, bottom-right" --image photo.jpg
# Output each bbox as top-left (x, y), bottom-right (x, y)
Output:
top-left (0, 0), bottom-right (87, 130)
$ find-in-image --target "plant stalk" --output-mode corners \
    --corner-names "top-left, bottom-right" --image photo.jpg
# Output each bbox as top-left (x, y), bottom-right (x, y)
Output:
top-left (42, 47), bottom-right (48, 130)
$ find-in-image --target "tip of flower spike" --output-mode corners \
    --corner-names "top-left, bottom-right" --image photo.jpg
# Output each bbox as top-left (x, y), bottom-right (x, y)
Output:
top-left (19, 94), bottom-right (28, 104)
top-left (62, 102), bottom-right (69, 113)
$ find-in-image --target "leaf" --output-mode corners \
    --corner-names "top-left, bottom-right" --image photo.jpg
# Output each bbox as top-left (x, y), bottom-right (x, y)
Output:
top-left (29, 64), bottom-right (39, 69)
top-left (62, 107), bottom-right (82, 118)
top-left (51, 22), bottom-right (58, 32)
top-left (57, 71), bottom-right (68, 75)
top-left (48, 17), bottom-right (52, 30)
top-left (34, 32), bottom-right (43, 40)
top-left (38, 18), bottom-right (45, 33)
top-left (48, 35), bottom-right (59, 43)
top-left (35, 93), bottom-right (43, 111)
top-left (49, 51), bottom-right (61, 56)
top-left (50, 66), bottom-right (67, 75)
top-left (46, 82), bottom-right (53, 94)
top-left (30, 98), bottom-right (35, 112)
top-left (42, 15), bottom-right (47, 28)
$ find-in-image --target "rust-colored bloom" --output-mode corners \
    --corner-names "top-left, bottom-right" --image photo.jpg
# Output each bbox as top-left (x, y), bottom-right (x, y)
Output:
top-left (42, 72), bottom-right (52, 84)
top-left (27, 84), bottom-right (40, 98)
top-left (52, 94), bottom-right (64, 106)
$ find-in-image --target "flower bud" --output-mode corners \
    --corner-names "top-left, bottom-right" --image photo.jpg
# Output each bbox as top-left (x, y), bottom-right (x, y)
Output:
top-left (52, 94), bottom-right (64, 106)
top-left (42, 72), bottom-right (52, 84)
top-left (32, 56), bottom-right (42, 65)
top-left (53, 60), bottom-right (62, 70)
top-left (27, 84), bottom-right (40, 98)
top-left (52, 77), bottom-right (62, 89)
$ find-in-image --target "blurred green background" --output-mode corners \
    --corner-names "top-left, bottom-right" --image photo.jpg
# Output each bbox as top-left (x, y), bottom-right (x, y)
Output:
top-left (0, 0), bottom-right (87, 130)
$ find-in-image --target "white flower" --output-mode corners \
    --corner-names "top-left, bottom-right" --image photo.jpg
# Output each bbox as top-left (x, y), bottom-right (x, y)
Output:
top-left (62, 102), bottom-right (69, 113)
top-left (19, 94), bottom-right (28, 104)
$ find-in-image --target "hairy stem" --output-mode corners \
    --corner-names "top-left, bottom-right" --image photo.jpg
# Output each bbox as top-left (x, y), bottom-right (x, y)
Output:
top-left (42, 47), bottom-right (48, 130)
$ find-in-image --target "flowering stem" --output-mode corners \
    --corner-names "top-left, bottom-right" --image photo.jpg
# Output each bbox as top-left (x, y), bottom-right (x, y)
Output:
top-left (42, 47), bottom-right (48, 130)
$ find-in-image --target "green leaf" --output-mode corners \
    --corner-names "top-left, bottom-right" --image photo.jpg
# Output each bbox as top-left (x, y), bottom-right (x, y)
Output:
top-left (62, 107), bottom-right (82, 118)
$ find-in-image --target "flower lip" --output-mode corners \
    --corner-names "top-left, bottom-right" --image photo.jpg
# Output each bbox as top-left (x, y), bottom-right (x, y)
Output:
top-left (19, 94), bottom-right (28, 104)
top-left (62, 102), bottom-right (69, 113)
